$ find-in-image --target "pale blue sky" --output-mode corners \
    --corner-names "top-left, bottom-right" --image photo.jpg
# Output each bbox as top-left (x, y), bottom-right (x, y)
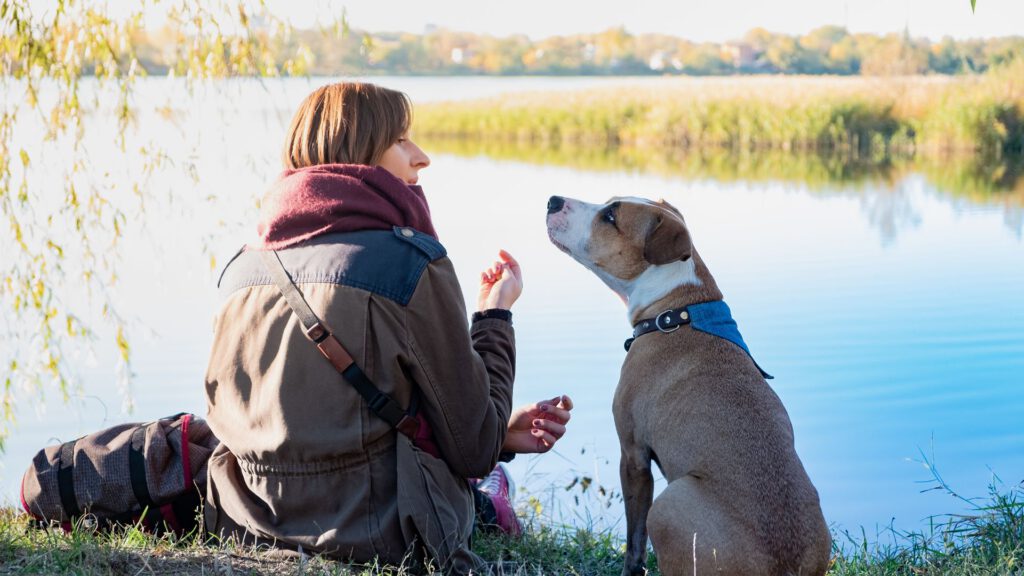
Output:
top-left (274, 0), bottom-right (1023, 41)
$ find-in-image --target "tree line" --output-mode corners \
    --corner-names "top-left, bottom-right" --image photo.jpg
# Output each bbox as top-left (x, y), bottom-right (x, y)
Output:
top-left (132, 25), bottom-right (1024, 77)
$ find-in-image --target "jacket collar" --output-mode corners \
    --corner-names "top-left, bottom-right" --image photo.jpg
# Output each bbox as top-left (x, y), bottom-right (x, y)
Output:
top-left (625, 300), bottom-right (773, 379)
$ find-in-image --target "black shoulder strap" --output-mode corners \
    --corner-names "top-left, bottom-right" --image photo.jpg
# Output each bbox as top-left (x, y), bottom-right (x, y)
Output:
top-left (129, 426), bottom-right (154, 509)
top-left (258, 249), bottom-right (419, 439)
top-left (56, 439), bottom-right (80, 518)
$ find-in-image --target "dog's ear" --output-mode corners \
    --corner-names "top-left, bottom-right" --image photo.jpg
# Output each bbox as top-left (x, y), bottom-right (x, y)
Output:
top-left (655, 198), bottom-right (684, 219)
top-left (643, 215), bottom-right (692, 265)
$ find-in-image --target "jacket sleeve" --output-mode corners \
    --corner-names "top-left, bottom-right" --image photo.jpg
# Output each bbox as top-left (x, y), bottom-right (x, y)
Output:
top-left (404, 256), bottom-right (515, 478)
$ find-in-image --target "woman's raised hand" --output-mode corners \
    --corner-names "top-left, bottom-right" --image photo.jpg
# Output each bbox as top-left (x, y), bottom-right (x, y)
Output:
top-left (477, 249), bottom-right (523, 311)
top-left (502, 395), bottom-right (574, 454)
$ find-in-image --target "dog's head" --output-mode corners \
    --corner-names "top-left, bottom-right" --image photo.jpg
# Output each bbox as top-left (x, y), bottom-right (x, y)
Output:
top-left (546, 195), bottom-right (702, 316)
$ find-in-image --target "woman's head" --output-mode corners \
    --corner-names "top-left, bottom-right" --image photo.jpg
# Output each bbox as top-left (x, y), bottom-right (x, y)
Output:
top-left (283, 82), bottom-right (426, 178)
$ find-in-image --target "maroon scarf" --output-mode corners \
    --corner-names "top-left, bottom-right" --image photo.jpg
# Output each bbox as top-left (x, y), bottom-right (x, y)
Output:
top-left (256, 164), bottom-right (438, 250)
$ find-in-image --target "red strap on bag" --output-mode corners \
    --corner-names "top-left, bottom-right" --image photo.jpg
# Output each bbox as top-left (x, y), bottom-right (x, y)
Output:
top-left (181, 414), bottom-right (193, 488)
top-left (20, 473), bottom-right (37, 519)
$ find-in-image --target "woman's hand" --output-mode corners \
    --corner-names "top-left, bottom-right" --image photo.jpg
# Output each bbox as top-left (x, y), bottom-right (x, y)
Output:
top-left (477, 250), bottom-right (523, 312)
top-left (502, 395), bottom-right (574, 454)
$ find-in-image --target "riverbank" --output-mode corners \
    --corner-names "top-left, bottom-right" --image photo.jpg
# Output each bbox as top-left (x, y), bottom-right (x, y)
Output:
top-left (2, 475), bottom-right (1021, 575)
top-left (414, 65), bottom-right (1024, 156)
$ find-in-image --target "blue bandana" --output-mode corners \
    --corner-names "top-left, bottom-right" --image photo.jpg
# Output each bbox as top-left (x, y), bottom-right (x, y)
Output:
top-left (687, 301), bottom-right (773, 379)
top-left (628, 300), bottom-right (773, 380)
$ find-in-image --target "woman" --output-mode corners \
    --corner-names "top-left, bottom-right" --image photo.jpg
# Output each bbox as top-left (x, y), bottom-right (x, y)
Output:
top-left (202, 82), bottom-right (572, 573)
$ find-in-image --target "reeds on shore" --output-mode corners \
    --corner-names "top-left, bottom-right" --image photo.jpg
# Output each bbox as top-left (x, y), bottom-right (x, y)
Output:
top-left (413, 62), bottom-right (1024, 157)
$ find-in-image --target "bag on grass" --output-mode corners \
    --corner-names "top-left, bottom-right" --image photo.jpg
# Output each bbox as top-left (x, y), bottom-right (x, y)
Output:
top-left (20, 412), bottom-right (219, 535)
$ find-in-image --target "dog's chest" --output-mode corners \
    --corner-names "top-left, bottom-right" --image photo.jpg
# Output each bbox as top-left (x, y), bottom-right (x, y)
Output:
top-left (613, 342), bottom-right (703, 433)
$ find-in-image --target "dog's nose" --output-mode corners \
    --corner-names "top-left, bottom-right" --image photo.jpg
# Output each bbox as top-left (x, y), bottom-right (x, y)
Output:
top-left (547, 195), bottom-right (565, 214)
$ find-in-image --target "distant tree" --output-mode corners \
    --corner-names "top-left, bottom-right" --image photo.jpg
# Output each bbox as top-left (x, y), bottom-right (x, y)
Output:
top-left (984, 37), bottom-right (1024, 68)
top-left (467, 36), bottom-right (528, 74)
top-left (593, 27), bottom-right (634, 69)
top-left (681, 43), bottom-right (732, 75)
top-left (766, 35), bottom-right (825, 74)
top-left (634, 33), bottom-right (686, 71)
top-left (531, 35), bottom-right (591, 74)
top-left (802, 25), bottom-right (849, 53)
top-left (743, 27), bottom-right (777, 54)
top-left (801, 26), bottom-right (852, 74)
top-left (860, 33), bottom-right (930, 76)
top-left (377, 34), bottom-right (434, 74)
top-left (930, 37), bottom-right (966, 74)
top-left (828, 35), bottom-right (862, 74)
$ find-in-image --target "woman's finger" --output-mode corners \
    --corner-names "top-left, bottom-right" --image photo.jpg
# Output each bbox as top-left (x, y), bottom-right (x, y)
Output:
top-left (557, 394), bottom-right (574, 411)
top-left (499, 250), bottom-right (522, 280)
top-left (531, 428), bottom-right (557, 449)
top-left (539, 401), bottom-right (571, 424)
top-left (533, 418), bottom-right (566, 439)
top-left (499, 249), bottom-right (519, 269)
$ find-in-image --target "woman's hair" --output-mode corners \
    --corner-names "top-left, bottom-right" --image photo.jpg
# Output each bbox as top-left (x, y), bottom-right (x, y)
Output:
top-left (282, 82), bottom-right (412, 169)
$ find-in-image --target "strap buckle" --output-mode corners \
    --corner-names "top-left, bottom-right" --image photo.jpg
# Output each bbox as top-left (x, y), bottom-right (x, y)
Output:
top-left (305, 322), bottom-right (329, 343)
top-left (396, 415), bottom-right (421, 439)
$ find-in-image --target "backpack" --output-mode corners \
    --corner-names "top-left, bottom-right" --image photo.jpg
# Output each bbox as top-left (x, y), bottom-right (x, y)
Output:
top-left (20, 413), bottom-right (219, 535)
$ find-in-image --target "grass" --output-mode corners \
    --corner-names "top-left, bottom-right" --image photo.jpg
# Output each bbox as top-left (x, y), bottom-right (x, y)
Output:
top-left (0, 509), bottom-right (656, 575)
top-left (2, 465), bottom-right (1022, 575)
top-left (828, 459), bottom-right (1024, 576)
top-left (413, 63), bottom-right (1024, 157)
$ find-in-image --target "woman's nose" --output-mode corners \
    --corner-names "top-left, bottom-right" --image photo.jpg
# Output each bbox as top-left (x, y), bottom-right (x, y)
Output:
top-left (412, 144), bottom-right (430, 169)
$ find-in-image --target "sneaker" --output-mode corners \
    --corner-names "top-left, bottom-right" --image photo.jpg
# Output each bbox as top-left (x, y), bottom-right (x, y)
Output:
top-left (475, 462), bottom-right (522, 536)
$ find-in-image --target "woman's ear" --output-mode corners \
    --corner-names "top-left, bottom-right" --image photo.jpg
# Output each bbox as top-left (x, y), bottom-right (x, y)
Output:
top-left (642, 215), bottom-right (693, 265)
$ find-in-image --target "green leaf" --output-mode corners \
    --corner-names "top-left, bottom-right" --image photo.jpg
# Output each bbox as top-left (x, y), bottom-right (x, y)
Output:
top-left (971, 0), bottom-right (977, 12)
top-left (116, 325), bottom-right (130, 361)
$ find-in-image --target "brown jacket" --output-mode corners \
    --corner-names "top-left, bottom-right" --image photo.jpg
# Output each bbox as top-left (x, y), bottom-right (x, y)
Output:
top-left (203, 228), bottom-right (515, 572)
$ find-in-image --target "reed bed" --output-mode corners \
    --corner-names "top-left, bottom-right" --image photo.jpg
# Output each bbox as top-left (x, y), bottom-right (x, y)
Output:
top-left (414, 64), bottom-right (1024, 156)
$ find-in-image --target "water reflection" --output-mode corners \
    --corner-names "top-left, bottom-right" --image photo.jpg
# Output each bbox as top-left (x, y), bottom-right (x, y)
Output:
top-left (422, 138), bottom-right (1024, 240)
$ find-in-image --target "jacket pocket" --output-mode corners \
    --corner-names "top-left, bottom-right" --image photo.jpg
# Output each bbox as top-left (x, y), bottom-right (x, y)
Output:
top-left (394, 434), bottom-right (483, 575)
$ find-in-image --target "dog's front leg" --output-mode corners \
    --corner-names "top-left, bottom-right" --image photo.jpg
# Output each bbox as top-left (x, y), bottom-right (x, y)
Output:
top-left (621, 445), bottom-right (654, 576)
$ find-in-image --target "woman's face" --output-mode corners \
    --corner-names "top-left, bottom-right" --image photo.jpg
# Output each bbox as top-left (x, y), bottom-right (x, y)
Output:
top-left (376, 134), bottom-right (430, 185)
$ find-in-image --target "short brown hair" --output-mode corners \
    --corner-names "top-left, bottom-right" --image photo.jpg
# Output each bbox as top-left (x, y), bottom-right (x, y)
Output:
top-left (282, 82), bottom-right (412, 169)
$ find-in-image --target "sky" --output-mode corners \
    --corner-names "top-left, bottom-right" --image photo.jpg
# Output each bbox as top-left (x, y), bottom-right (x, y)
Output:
top-left (274, 0), bottom-right (1024, 41)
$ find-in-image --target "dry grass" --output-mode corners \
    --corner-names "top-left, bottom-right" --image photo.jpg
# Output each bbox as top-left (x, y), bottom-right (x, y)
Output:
top-left (414, 65), bottom-right (1024, 155)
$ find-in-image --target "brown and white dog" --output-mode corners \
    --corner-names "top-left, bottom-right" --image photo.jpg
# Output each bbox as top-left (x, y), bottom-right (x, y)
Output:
top-left (546, 195), bottom-right (830, 576)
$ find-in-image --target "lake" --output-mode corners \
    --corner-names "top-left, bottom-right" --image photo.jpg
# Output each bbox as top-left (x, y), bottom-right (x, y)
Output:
top-left (1, 76), bottom-right (1022, 544)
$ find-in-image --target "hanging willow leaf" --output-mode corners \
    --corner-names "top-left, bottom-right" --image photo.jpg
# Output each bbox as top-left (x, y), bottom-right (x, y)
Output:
top-left (0, 0), bottom-right (345, 449)
top-left (971, 0), bottom-right (977, 12)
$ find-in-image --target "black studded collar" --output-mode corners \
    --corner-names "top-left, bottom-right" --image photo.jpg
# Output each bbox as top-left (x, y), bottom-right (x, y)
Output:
top-left (624, 307), bottom-right (691, 351)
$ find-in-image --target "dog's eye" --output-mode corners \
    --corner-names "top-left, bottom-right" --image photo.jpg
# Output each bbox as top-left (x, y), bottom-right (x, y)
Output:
top-left (602, 207), bottom-right (617, 226)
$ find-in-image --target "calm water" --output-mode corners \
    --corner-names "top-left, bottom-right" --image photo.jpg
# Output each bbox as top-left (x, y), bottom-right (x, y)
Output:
top-left (1, 77), bottom-right (1022, 541)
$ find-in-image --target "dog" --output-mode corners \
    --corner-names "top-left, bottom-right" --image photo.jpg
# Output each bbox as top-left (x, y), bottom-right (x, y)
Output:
top-left (546, 195), bottom-right (830, 576)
